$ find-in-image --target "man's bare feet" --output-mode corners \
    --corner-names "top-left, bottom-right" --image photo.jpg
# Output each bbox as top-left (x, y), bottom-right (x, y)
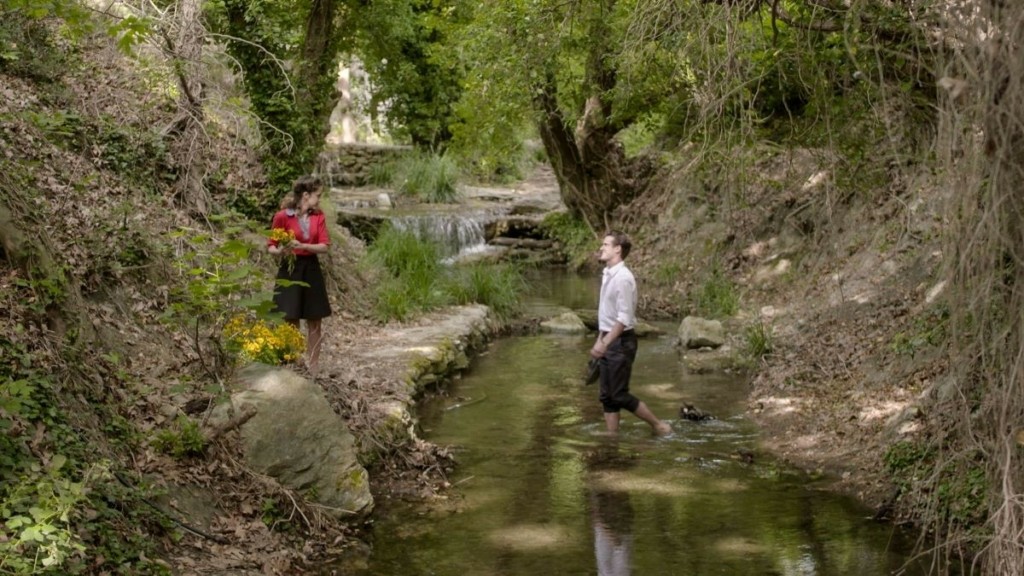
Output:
top-left (654, 421), bottom-right (672, 436)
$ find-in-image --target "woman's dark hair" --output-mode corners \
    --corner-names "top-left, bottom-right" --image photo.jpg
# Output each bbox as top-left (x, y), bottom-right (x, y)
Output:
top-left (280, 175), bottom-right (323, 210)
top-left (604, 230), bottom-right (632, 259)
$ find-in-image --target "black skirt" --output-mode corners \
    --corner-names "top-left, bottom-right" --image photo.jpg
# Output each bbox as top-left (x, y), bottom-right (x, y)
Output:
top-left (273, 255), bottom-right (332, 320)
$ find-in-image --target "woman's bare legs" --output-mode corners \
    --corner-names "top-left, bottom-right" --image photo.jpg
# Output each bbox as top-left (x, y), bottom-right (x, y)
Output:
top-left (306, 318), bottom-right (323, 376)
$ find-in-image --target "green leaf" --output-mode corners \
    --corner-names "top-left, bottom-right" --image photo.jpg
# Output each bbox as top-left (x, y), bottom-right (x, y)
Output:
top-left (49, 454), bottom-right (67, 471)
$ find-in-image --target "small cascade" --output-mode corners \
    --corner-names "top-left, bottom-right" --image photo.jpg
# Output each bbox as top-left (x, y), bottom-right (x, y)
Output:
top-left (390, 213), bottom-right (493, 261)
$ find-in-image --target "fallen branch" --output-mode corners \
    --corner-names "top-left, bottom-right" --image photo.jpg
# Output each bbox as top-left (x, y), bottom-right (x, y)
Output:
top-left (203, 404), bottom-right (257, 442)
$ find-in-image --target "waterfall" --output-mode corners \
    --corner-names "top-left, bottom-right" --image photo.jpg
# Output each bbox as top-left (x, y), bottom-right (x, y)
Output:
top-left (390, 213), bottom-right (493, 262)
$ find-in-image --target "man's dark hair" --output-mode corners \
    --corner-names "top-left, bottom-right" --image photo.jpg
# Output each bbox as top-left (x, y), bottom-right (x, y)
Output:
top-left (605, 230), bottom-right (632, 259)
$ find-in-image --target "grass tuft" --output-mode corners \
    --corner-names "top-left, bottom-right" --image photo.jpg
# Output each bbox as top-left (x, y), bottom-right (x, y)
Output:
top-left (695, 266), bottom-right (738, 318)
top-left (395, 151), bottom-right (461, 203)
top-left (364, 227), bottom-right (528, 322)
top-left (444, 263), bottom-right (527, 320)
top-left (744, 320), bottom-right (773, 359)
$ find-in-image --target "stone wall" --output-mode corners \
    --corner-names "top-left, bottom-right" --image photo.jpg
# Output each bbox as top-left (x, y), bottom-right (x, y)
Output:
top-left (320, 143), bottom-right (411, 186)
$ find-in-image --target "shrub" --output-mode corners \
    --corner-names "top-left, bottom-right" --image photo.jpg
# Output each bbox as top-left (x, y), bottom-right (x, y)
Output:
top-left (365, 226), bottom-right (444, 321)
top-left (652, 261), bottom-right (682, 287)
top-left (367, 225), bottom-right (442, 280)
top-left (540, 212), bottom-right (595, 270)
top-left (364, 227), bottom-right (528, 322)
top-left (151, 416), bottom-right (206, 458)
top-left (369, 160), bottom-right (397, 187)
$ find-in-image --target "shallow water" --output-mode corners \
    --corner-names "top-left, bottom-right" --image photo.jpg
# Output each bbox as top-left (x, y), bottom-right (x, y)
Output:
top-left (340, 271), bottom-right (930, 576)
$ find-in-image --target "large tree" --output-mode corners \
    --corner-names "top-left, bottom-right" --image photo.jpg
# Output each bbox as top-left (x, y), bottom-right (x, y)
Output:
top-left (453, 0), bottom-right (663, 231)
top-left (452, 0), bottom-right (937, 229)
top-left (353, 0), bottom-right (463, 148)
top-left (207, 0), bottom-right (344, 205)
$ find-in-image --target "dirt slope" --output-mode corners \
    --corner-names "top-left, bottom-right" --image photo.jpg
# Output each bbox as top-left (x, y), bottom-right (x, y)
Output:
top-left (622, 147), bottom-right (948, 512)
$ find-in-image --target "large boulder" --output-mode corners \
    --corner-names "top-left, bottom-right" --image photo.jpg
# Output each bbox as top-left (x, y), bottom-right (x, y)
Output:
top-left (210, 364), bottom-right (373, 518)
top-left (678, 316), bottom-right (725, 349)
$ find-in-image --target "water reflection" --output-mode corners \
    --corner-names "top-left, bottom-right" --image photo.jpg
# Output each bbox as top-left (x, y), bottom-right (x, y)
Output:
top-left (588, 441), bottom-right (635, 576)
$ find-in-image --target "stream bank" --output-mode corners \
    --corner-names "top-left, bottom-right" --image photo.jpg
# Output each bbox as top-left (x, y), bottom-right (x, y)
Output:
top-left (328, 271), bottom-right (932, 575)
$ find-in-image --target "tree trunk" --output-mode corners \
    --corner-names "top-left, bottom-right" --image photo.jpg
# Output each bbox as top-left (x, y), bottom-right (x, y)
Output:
top-left (533, 0), bottom-right (651, 233)
top-left (534, 83), bottom-right (650, 235)
top-left (296, 0), bottom-right (341, 165)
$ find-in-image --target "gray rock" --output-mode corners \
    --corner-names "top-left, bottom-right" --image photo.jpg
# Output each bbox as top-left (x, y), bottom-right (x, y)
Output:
top-left (573, 309), bottom-right (662, 337)
top-left (211, 364), bottom-right (373, 518)
top-left (678, 316), bottom-right (725, 349)
top-left (541, 311), bottom-right (587, 334)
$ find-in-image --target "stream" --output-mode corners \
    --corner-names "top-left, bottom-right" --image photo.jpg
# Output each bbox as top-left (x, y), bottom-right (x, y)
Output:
top-left (335, 270), bottom-right (931, 576)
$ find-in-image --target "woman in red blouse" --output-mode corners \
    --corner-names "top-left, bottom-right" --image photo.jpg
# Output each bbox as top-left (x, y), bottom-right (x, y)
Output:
top-left (267, 175), bottom-right (332, 376)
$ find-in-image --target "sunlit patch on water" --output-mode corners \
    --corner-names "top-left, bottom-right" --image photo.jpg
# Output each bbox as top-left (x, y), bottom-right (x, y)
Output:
top-left (638, 382), bottom-right (688, 401)
top-left (551, 404), bottom-right (583, 426)
top-left (714, 535), bottom-right (768, 556)
top-left (591, 469), bottom-right (700, 496)
top-left (486, 523), bottom-right (576, 551)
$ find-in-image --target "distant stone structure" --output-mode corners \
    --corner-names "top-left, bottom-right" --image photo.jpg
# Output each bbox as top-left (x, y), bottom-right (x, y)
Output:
top-left (319, 143), bottom-right (411, 187)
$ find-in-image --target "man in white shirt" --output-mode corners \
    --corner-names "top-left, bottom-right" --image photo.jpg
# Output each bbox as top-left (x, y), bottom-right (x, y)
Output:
top-left (590, 231), bottom-right (672, 435)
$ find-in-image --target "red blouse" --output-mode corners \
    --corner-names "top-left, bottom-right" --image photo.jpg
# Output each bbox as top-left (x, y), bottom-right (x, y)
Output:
top-left (268, 209), bottom-right (330, 257)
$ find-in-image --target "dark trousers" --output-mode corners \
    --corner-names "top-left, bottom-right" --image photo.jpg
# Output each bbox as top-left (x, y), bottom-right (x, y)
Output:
top-left (598, 330), bottom-right (640, 413)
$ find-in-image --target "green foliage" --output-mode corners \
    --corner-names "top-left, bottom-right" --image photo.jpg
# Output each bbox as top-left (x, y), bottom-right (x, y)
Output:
top-left (883, 440), bottom-right (933, 489)
top-left (205, 0), bottom-right (340, 195)
top-left (354, 0), bottom-right (463, 147)
top-left (106, 15), bottom-right (153, 55)
top-left (163, 215), bottom-right (279, 375)
top-left (369, 160), bottom-right (398, 187)
top-left (8, 271), bottom-right (66, 323)
top-left (884, 442), bottom-right (987, 529)
top-left (20, 109), bottom-right (172, 193)
top-left (1, 341), bottom-right (57, 474)
top-left (444, 263), bottom-right (525, 320)
top-left (617, 113), bottom-right (665, 158)
top-left (1, 338), bottom-right (165, 574)
top-left (0, 3), bottom-right (82, 81)
top-left (651, 261), bottom-right (682, 287)
top-left (367, 224), bottom-right (443, 280)
top-left (695, 266), bottom-right (738, 318)
top-left (891, 305), bottom-right (950, 358)
top-left (364, 226), bottom-right (527, 322)
top-left (539, 212), bottom-right (595, 270)
top-left (394, 151), bottom-right (461, 203)
top-left (151, 416), bottom-right (206, 458)
top-left (260, 497), bottom-right (285, 528)
top-left (365, 226), bottom-right (444, 321)
top-left (744, 320), bottom-right (773, 359)
top-left (0, 457), bottom-right (101, 573)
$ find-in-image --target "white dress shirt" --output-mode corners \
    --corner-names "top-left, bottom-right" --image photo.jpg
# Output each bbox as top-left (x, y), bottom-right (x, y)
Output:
top-left (598, 262), bottom-right (637, 332)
